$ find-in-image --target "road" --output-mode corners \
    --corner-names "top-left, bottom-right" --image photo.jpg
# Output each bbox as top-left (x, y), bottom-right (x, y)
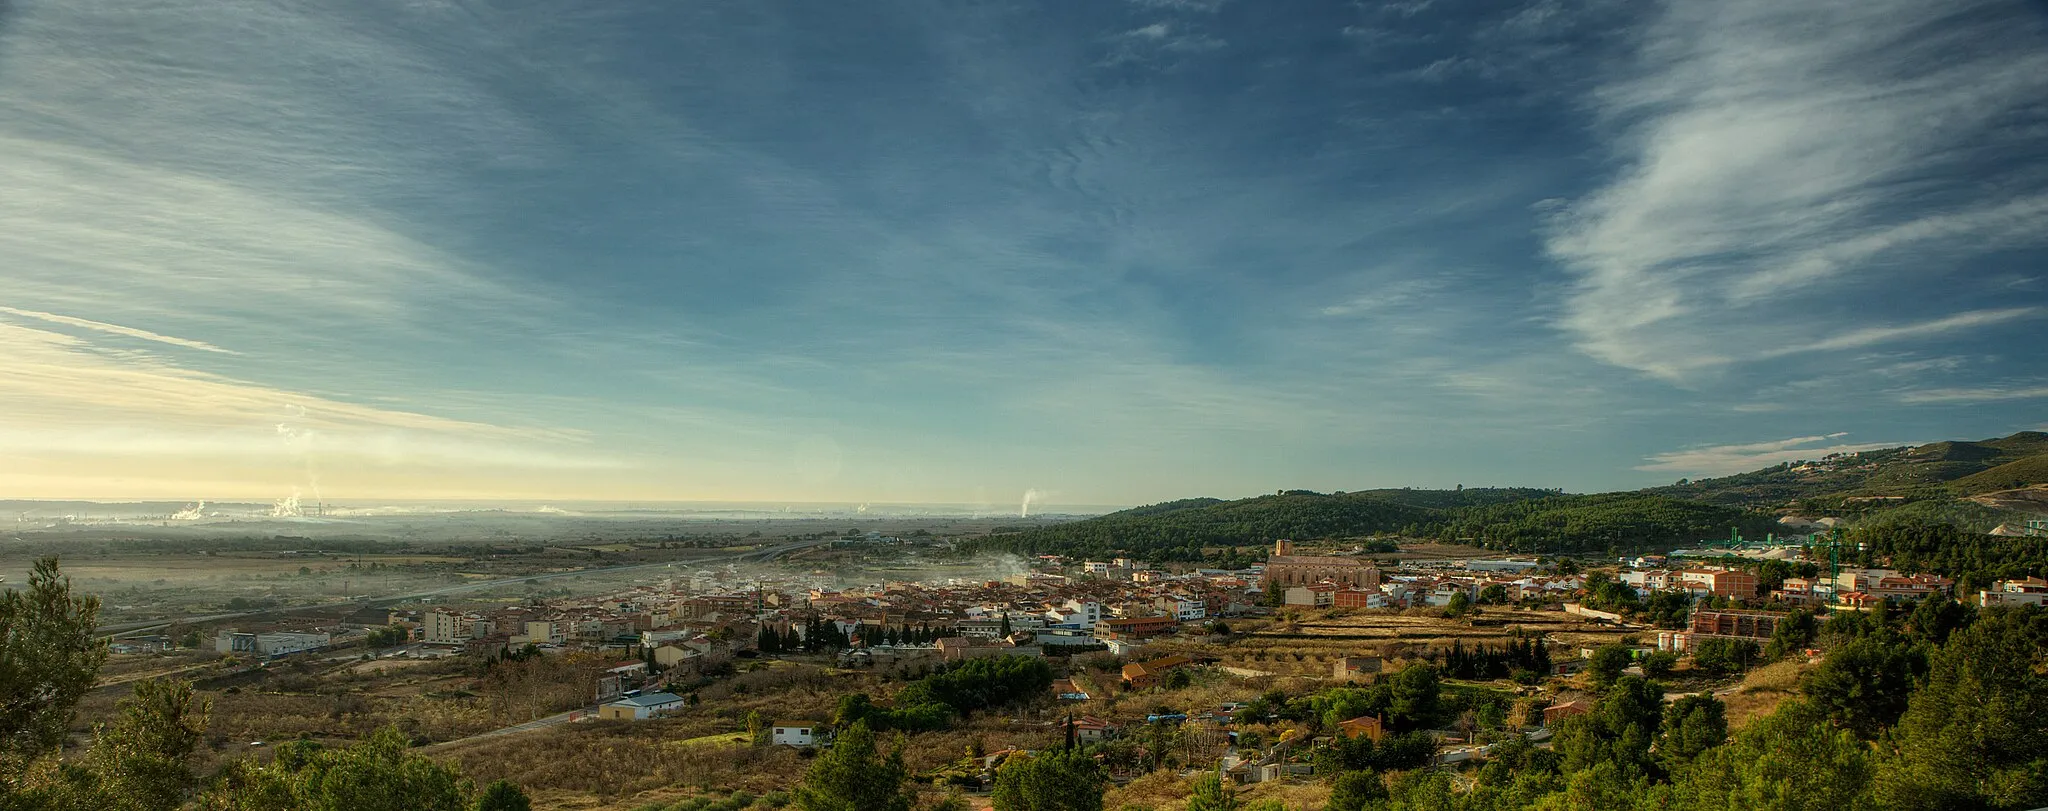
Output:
top-left (423, 706), bottom-right (596, 751)
top-left (99, 538), bottom-right (831, 638)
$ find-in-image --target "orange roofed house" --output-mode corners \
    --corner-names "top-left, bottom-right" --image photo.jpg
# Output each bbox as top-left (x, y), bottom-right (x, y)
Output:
top-left (1122, 655), bottom-right (1193, 689)
top-left (1335, 714), bottom-right (1385, 741)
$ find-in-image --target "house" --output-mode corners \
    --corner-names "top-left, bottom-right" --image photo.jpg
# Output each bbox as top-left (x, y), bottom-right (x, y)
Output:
top-left (1980, 577), bottom-right (2048, 607)
top-left (1335, 714), bottom-right (1385, 741)
top-left (653, 644), bottom-right (701, 668)
top-left (1868, 574), bottom-right (1952, 601)
top-left (1052, 679), bottom-right (1092, 701)
top-left (1282, 583), bottom-right (1337, 608)
top-left (598, 692), bottom-right (685, 720)
top-left (772, 721), bottom-right (819, 747)
top-left (1332, 656), bottom-right (1383, 680)
top-left (1070, 716), bottom-right (1117, 744)
top-left (1333, 588), bottom-right (1387, 609)
top-left (1542, 700), bottom-right (1592, 726)
top-left (465, 634), bottom-right (510, 659)
top-left (1122, 654), bottom-right (1193, 688)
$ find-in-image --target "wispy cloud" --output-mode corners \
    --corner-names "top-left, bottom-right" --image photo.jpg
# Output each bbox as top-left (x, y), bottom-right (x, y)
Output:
top-left (1546, 0), bottom-right (2048, 381)
top-left (0, 306), bottom-right (239, 355)
top-left (1761, 308), bottom-right (2043, 358)
top-left (1896, 385), bottom-right (2048, 405)
top-left (1638, 433), bottom-right (1908, 475)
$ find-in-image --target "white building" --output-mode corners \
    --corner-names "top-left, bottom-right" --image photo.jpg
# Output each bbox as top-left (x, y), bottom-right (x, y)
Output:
top-left (215, 630), bottom-right (330, 657)
top-left (1163, 596), bottom-right (1206, 622)
top-left (1980, 577), bottom-right (2048, 607)
top-left (424, 610), bottom-right (464, 645)
top-left (1049, 600), bottom-right (1101, 630)
top-left (772, 721), bottom-right (819, 747)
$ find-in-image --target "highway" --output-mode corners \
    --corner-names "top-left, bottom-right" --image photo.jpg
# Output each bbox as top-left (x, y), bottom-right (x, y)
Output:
top-left (97, 538), bottom-right (831, 639)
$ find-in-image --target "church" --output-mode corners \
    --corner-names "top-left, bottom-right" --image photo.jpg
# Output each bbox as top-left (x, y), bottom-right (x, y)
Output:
top-left (1261, 539), bottom-right (1382, 590)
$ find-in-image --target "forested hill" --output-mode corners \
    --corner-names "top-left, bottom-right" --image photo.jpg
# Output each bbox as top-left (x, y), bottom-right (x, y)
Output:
top-left (964, 488), bottom-right (1775, 562)
top-left (1642, 430), bottom-right (2048, 508)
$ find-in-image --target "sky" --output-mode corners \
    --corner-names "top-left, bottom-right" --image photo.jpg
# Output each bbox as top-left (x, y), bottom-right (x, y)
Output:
top-left (2, 0), bottom-right (2046, 506)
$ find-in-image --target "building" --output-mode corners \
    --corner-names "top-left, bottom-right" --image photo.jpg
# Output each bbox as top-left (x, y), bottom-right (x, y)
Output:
top-left (1979, 577), bottom-right (2048, 607)
top-left (1282, 583), bottom-right (1336, 608)
top-left (464, 635), bottom-right (510, 659)
top-left (1333, 588), bottom-right (1387, 609)
top-left (598, 692), bottom-right (685, 720)
top-left (1096, 616), bottom-right (1178, 640)
top-left (1689, 609), bottom-right (1785, 640)
top-left (1867, 574), bottom-right (1952, 601)
top-left (1159, 596), bottom-right (1207, 622)
top-left (1679, 570), bottom-right (1758, 599)
top-left (772, 721), bottom-right (819, 747)
top-left (214, 630), bottom-right (330, 658)
top-left (1263, 540), bottom-right (1382, 590)
top-left (1070, 716), bottom-right (1117, 744)
top-left (1122, 655), bottom-right (1193, 688)
top-left (653, 644), bottom-right (702, 668)
top-left (1335, 714), bottom-right (1385, 741)
top-left (1332, 656), bottom-right (1383, 680)
top-left (423, 610), bottom-right (464, 645)
top-left (1543, 700), bottom-right (1592, 726)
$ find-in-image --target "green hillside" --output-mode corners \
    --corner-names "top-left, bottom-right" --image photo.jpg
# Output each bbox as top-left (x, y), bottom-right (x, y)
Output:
top-left (1643, 431), bottom-right (2048, 508)
top-left (966, 488), bottom-right (1762, 561)
top-left (965, 431), bottom-right (2048, 563)
top-left (1950, 452), bottom-right (2048, 494)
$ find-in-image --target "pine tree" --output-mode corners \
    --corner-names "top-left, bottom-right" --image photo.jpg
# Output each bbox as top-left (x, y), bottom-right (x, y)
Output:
top-left (792, 722), bottom-right (913, 811)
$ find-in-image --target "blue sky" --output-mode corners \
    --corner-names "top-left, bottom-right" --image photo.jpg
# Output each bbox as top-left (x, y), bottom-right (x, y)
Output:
top-left (1, 0), bottom-right (2045, 505)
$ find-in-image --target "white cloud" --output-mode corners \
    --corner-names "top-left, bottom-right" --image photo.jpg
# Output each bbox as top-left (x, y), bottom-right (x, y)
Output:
top-left (1638, 433), bottom-right (1907, 475)
top-left (1547, 0), bottom-right (2048, 381)
top-left (1896, 385), bottom-right (2048, 405)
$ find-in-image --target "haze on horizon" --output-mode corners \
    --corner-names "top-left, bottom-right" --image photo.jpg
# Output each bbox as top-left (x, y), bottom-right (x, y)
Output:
top-left (2, 0), bottom-right (2046, 505)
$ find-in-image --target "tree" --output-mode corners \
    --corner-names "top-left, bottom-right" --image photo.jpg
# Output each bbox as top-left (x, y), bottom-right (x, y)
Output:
top-left (1444, 591), bottom-right (1472, 617)
top-left (1262, 580), bottom-right (1284, 607)
top-left (1183, 773), bottom-right (1237, 811)
top-left (1872, 606), bottom-right (2048, 811)
top-left (746, 710), bottom-right (766, 745)
top-left (1387, 663), bottom-right (1440, 730)
top-left (6, 677), bottom-right (213, 811)
top-left (0, 557), bottom-right (108, 763)
top-left (199, 726), bottom-right (473, 811)
top-left (1641, 651), bottom-right (1679, 680)
top-left (1587, 643), bottom-right (1630, 690)
top-left (1664, 698), bottom-right (1873, 811)
top-left (1690, 638), bottom-right (1759, 677)
top-left (472, 780), bottom-right (531, 811)
top-left (990, 748), bottom-right (1104, 811)
top-left (1657, 694), bottom-right (1726, 771)
top-left (1799, 632), bottom-right (1922, 740)
top-left (1763, 610), bottom-right (1816, 661)
top-left (1327, 770), bottom-right (1387, 811)
top-left (1479, 584), bottom-right (1508, 605)
top-left (792, 722), bottom-right (913, 811)
top-left (1555, 676), bottom-right (1663, 778)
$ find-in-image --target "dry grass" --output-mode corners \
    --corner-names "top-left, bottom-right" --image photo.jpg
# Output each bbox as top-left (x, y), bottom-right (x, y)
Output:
top-left (1148, 607), bottom-right (1632, 679)
top-left (1721, 659), bottom-right (1811, 731)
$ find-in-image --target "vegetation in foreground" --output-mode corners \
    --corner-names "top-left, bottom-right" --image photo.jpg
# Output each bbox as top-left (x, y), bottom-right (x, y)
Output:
top-left (8, 552), bottom-right (2048, 811)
